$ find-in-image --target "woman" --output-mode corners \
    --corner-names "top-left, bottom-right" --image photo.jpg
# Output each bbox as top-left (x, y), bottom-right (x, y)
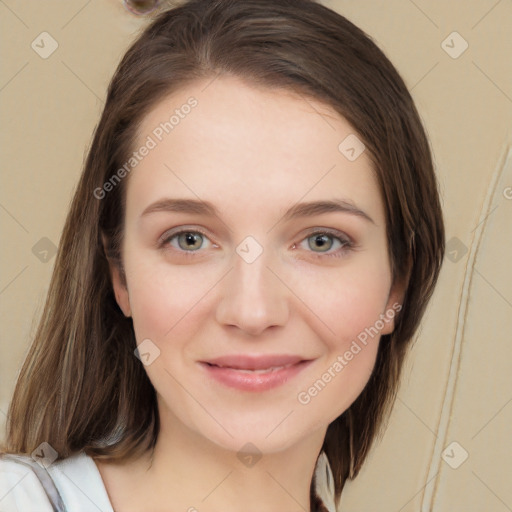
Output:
top-left (0, 0), bottom-right (444, 510)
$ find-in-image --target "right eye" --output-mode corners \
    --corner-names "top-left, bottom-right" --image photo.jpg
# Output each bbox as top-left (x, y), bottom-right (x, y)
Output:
top-left (160, 229), bottom-right (215, 254)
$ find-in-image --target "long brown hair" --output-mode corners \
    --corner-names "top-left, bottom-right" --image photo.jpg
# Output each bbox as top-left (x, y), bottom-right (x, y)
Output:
top-left (4, 0), bottom-right (445, 502)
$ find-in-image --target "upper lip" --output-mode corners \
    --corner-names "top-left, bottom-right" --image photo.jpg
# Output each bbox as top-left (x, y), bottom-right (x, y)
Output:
top-left (202, 354), bottom-right (306, 370)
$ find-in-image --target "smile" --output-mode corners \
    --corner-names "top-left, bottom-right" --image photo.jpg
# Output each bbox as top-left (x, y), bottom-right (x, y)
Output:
top-left (198, 354), bottom-right (313, 392)
top-left (209, 363), bottom-right (295, 374)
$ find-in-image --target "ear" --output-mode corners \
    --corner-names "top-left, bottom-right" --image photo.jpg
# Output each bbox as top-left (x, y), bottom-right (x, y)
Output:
top-left (110, 264), bottom-right (132, 317)
top-left (380, 276), bottom-right (407, 336)
top-left (102, 233), bottom-right (132, 318)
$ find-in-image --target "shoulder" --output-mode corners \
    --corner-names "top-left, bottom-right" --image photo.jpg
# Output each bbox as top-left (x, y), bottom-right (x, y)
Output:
top-left (0, 451), bottom-right (113, 512)
top-left (0, 453), bottom-right (56, 511)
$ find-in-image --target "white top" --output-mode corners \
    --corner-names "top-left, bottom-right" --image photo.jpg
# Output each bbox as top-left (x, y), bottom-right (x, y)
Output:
top-left (0, 451), bottom-right (337, 511)
top-left (0, 452), bottom-right (113, 512)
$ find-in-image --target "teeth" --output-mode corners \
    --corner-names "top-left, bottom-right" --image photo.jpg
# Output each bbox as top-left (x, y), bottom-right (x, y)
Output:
top-left (235, 366), bottom-right (285, 374)
top-left (214, 363), bottom-right (293, 373)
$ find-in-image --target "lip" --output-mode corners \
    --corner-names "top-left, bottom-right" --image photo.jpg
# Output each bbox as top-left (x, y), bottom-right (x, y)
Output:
top-left (198, 354), bottom-right (313, 392)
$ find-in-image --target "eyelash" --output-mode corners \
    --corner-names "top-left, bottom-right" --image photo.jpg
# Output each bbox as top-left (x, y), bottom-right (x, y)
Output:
top-left (158, 228), bottom-right (354, 260)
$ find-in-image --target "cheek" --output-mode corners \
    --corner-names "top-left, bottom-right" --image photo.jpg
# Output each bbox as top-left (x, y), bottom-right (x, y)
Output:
top-left (289, 257), bottom-right (392, 346)
top-left (125, 256), bottom-right (208, 342)
top-left (288, 261), bottom-right (391, 421)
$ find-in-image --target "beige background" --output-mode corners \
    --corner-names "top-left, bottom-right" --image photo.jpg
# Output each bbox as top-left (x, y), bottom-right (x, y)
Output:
top-left (1, 1), bottom-right (511, 511)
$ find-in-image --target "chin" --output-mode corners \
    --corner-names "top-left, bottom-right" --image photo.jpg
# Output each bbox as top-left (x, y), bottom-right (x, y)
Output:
top-left (191, 412), bottom-right (321, 458)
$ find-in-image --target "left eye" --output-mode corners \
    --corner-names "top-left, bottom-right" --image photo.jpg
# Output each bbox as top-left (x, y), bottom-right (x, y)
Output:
top-left (298, 232), bottom-right (351, 255)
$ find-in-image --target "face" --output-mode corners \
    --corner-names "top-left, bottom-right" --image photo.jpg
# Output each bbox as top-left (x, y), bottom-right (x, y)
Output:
top-left (109, 75), bottom-right (402, 454)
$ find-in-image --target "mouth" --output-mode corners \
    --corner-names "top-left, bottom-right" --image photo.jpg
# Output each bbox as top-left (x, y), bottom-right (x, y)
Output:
top-left (198, 354), bottom-right (313, 392)
top-left (204, 362), bottom-right (297, 374)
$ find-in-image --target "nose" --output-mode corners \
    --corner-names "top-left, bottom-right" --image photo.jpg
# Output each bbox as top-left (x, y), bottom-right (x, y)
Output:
top-left (215, 247), bottom-right (289, 337)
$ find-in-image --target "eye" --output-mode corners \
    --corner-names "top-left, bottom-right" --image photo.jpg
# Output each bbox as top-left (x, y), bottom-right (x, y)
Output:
top-left (296, 230), bottom-right (353, 259)
top-left (159, 229), bottom-right (215, 254)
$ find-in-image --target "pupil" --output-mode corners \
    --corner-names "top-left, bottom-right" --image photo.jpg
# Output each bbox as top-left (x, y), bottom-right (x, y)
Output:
top-left (312, 234), bottom-right (331, 252)
top-left (182, 233), bottom-right (200, 250)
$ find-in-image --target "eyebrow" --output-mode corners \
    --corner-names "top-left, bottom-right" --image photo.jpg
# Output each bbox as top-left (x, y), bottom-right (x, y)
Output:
top-left (281, 199), bottom-right (375, 224)
top-left (140, 198), bottom-right (375, 224)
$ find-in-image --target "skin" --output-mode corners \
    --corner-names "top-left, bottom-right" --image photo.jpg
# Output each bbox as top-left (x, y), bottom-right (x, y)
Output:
top-left (96, 75), bottom-right (403, 512)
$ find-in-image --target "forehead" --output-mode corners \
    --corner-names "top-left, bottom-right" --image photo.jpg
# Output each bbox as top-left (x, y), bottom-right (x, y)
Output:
top-left (127, 75), bottom-right (384, 225)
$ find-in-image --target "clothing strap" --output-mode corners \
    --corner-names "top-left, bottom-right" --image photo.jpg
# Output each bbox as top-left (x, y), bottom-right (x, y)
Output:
top-left (1, 453), bottom-right (67, 512)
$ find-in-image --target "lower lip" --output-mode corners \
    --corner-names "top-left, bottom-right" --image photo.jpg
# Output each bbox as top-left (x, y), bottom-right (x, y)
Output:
top-left (199, 360), bottom-right (313, 392)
